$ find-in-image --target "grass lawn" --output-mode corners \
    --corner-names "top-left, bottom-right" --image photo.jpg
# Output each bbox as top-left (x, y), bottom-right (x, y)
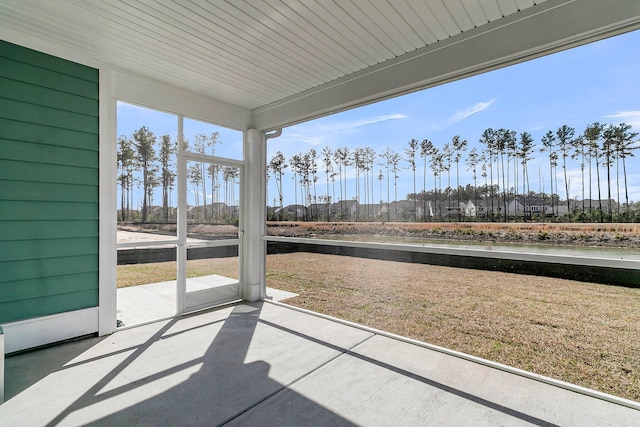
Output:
top-left (117, 258), bottom-right (238, 288)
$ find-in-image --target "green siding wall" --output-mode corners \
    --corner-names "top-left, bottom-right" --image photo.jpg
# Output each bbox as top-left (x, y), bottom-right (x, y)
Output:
top-left (0, 40), bottom-right (99, 323)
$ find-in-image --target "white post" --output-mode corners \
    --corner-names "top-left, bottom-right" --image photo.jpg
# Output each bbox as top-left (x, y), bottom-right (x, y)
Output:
top-left (176, 116), bottom-right (187, 314)
top-left (241, 129), bottom-right (267, 301)
top-left (98, 64), bottom-right (117, 336)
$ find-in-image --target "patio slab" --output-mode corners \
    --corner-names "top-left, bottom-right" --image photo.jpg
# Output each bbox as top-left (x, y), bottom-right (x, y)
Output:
top-left (1, 301), bottom-right (638, 426)
top-left (116, 276), bottom-right (298, 327)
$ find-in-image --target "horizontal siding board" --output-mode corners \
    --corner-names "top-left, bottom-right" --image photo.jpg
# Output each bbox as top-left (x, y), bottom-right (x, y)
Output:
top-left (0, 40), bottom-right (98, 83)
top-left (0, 160), bottom-right (98, 185)
top-left (0, 139), bottom-right (98, 168)
top-left (0, 180), bottom-right (98, 203)
top-left (0, 56), bottom-right (98, 99)
top-left (0, 220), bottom-right (98, 241)
top-left (0, 272), bottom-right (98, 303)
top-left (0, 77), bottom-right (98, 116)
top-left (0, 255), bottom-right (98, 283)
top-left (0, 41), bottom-right (99, 325)
top-left (0, 97), bottom-right (98, 134)
top-left (0, 201), bottom-right (98, 221)
top-left (0, 237), bottom-right (98, 262)
top-left (0, 289), bottom-right (98, 324)
top-left (0, 118), bottom-right (98, 150)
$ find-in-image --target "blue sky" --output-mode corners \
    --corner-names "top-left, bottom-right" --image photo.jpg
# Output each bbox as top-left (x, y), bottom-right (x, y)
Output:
top-left (268, 29), bottom-right (640, 207)
top-left (116, 103), bottom-right (243, 208)
top-left (116, 104), bottom-right (244, 160)
top-left (117, 29), bottom-right (640, 210)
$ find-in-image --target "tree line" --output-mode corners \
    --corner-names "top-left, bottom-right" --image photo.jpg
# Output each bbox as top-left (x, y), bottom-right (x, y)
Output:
top-left (117, 126), bottom-right (239, 223)
top-left (268, 122), bottom-right (639, 222)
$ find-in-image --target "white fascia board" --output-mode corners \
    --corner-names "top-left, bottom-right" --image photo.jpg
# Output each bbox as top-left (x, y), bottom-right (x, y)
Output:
top-left (112, 68), bottom-right (252, 131)
top-left (251, 0), bottom-right (640, 131)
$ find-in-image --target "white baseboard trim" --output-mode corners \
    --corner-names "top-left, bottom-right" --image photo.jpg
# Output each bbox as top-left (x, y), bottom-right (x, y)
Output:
top-left (2, 307), bottom-right (99, 354)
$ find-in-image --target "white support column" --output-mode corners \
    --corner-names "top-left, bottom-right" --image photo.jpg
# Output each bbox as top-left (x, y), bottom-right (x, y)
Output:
top-left (98, 64), bottom-right (117, 336)
top-left (241, 129), bottom-right (267, 301)
top-left (176, 116), bottom-right (187, 314)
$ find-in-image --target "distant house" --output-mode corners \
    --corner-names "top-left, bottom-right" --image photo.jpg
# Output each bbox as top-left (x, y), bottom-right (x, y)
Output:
top-left (440, 200), bottom-right (476, 218)
top-left (571, 199), bottom-right (618, 213)
top-left (330, 200), bottom-right (358, 219)
top-left (507, 196), bottom-right (552, 217)
top-left (276, 204), bottom-right (307, 220)
top-left (476, 198), bottom-right (504, 218)
top-left (362, 203), bottom-right (387, 220)
top-left (307, 203), bottom-right (330, 220)
top-left (388, 200), bottom-right (414, 221)
top-left (460, 200), bottom-right (477, 217)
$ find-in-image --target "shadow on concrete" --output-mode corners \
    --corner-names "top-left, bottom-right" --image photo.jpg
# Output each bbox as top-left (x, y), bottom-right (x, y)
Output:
top-left (41, 302), bottom-right (356, 426)
top-left (4, 336), bottom-right (107, 400)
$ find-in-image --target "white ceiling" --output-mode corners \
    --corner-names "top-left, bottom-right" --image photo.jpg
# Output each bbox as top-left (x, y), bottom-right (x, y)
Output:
top-left (1, 0), bottom-right (640, 129)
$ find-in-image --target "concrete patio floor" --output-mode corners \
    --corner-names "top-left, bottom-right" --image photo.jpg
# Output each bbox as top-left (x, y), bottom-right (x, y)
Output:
top-left (1, 301), bottom-right (639, 426)
top-left (116, 275), bottom-right (298, 327)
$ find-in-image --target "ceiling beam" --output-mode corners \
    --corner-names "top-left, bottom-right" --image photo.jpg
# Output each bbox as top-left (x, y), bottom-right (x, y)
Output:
top-left (251, 0), bottom-right (640, 131)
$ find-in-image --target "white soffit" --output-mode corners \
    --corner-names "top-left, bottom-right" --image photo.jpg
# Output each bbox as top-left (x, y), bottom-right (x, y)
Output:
top-left (0, 0), bottom-right (639, 130)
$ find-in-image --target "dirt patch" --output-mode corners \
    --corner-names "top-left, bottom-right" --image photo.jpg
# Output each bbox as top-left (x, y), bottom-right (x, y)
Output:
top-left (118, 223), bottom-right (239, 239)
top-left (267, 221), bottom-right (640, 249)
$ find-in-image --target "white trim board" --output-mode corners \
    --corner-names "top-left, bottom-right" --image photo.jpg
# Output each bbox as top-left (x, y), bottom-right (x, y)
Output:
top-left (1, 308), bottom-right (98, 354)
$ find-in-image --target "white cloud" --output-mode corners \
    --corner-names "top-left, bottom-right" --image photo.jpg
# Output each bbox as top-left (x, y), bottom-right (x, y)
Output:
top-left (274, 113), bottom-right (407, 155)
top-left (284, 132), bottom-right (326, 146)
top-left (604, 110), bottom-right (640, 128)
top-left (429, 99), bottom-right (496, 131)
top-left (318, 114), bottom-right (407, 132)
top-left (449, 99), bottom-right (496, 124)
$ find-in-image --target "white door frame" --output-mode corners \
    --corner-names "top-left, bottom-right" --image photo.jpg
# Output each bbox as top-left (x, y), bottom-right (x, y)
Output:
top-left (176, 124), bottom-right (244, 315)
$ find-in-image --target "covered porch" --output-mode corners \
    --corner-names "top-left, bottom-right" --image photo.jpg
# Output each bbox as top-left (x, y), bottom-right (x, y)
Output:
top-left (2, 301), bottom-right (639, 426)
top-left (1, 0), bottom-right (640, 423)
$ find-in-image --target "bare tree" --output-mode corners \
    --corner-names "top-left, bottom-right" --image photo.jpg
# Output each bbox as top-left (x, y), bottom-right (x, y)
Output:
top-left (556, 125), bottom-right (576, 214)
top-left (133, 126), bottom-right (157, 223)
top-left (584, 122), bottom-right (604, 219)
top-left (429, 147), bottom-right (442, 218)
top-left (322, 147), bottom-right (333, 221)
top-left (540, 130), bottom-right (557, 217)
top-left (405, 139), bottom-right (419, 221)
top-left (519, 132), bottom-right (534, 220)
top-left (117, 136), bottom-right (135, 221)
top-left (420, 139), bottom-right (434, 221)
top-left (159, 134), bottom-right (176, 222)
top-left (612, 123), bottom-right (638, 215)
top-left (571, 133), bottom-right (587, 214)
top-left (451, 135), bottom-right (467, 220)
top-left (466, 147), bottom-right (479, 219)
top-left (379, 148), bottom-right (394, 221)
top-left (269, 151), bottom-right (287, 220)
top-left (479, 128), bottom-right (497, 220)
